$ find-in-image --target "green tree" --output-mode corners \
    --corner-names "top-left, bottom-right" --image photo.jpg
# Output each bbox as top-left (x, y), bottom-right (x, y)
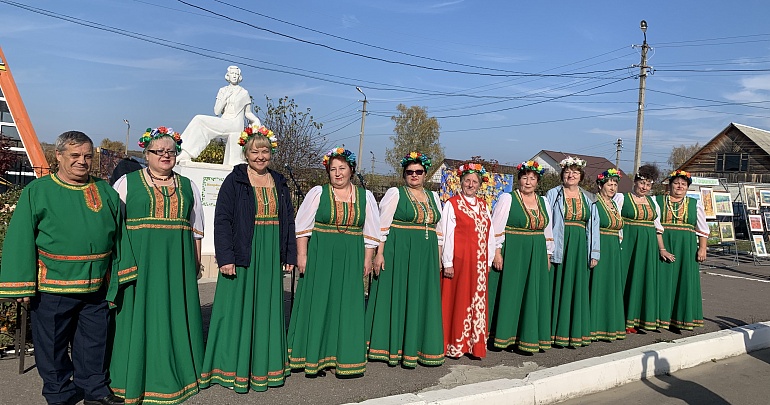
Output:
top-left (386, 104), bottom-right (444, 175)
top-left (668, 143), bottom-right (701, 171)
top-left (100, 138), bottom-right (126, 154)
top-left (256, 96), bottom-right (327, 178)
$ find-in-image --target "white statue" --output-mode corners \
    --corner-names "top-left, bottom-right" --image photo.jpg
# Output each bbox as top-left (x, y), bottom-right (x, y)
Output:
top-left (177, 66), bottom-right (261, 165)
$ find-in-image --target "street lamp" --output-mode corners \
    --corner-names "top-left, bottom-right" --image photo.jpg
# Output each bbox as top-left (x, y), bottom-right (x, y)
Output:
top-left (123, 119), bottom-right (130, 156)
top-left (356, 87), bottom-right (367, 172)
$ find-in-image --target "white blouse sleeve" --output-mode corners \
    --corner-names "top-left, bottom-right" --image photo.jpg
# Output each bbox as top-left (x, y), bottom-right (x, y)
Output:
top-left (112, 174), bottom-right (128, 206)
top-left (295, 185), bottom-right (323, 238)
top-left (491, 193), bottom-right (512, 249)
top-left (439, 200), bottom-right (457, 268)
top-left (695, 199), bottom-right (709, 237)
top-left (189, 179), bottom-right (205, 239)
top-left (613, 192), bottom-right (625, 210)
top-left (432, 191), bottom-right (445, 243)
top-left (543, 196), bottom-right (555, 255)
top-left (486, 208), bottom-right (496, 266)
top-left (378, 187), bottom-right (400, 243)
top-left (363, 190), bottom-right (381, 248)
top-left (652, 198), bottom-right (664, 233)
top-left (112, 174), bottom-right (129, 220)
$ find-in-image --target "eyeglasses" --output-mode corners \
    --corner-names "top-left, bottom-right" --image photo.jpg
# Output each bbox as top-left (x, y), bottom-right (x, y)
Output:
top-left (405, 169), bottom-right (425, 176)
top-left (146, 149), bottom-right (178, 157)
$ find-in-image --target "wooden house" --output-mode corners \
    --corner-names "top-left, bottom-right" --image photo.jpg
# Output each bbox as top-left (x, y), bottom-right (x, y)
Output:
top-left (677, 123), bottom-right (770, 183)
top-left (530, 150), bottom-right (633, 192)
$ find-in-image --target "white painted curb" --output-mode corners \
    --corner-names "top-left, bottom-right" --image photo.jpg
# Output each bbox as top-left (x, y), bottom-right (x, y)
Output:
top-left (351, 322), bottom-right (770, 405)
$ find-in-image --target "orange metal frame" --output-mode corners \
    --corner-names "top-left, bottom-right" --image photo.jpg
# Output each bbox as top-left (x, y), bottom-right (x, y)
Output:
top-left (0, 46), bottom-right (49, 177)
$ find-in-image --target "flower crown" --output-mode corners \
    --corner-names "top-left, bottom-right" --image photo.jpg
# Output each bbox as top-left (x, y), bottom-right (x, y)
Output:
top-left (322, 147), bottom-right (357, 168)
top-left (400, 151), bottom-right (432, 170)
top-left (667, 169), bottom-right (692, 184)
top-left (516, 160), bottom-right (545, 176)
top-left (238, 125), bottom-right (277, 152)
top-left (559, 156), bottom-right (587, 168)
top-left (138, 126), bottom-right (182, 151)
top-left (456, 162), bottom-right (490, 182)
top-left (668, 169), bottom-right (690, 180)
top-left (597, 168), bottom-right (622, 184)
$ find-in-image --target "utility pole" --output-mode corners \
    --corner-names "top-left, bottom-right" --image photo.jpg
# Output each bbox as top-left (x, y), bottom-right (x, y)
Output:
top-left (633, 20), bottom-right (650, 175)
top-left (123, 119), bottom-right (130, 156)
top-left (370, 151), bottom-right (375, 174)
top-left (615, 138), bottom-right (623, 169)
top-left (356, 87), bottom-right (368, 172)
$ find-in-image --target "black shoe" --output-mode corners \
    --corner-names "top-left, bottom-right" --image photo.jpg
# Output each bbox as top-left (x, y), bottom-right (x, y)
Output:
top-left (84, 394), bottom-right (124, 405)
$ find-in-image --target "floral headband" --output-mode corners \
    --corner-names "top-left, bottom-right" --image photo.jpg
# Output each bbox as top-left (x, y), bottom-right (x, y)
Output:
top-left (559, 156), bottom-right (587, 168)
top-left (667, 169), bottom-right (692, 185)
top-left (322, 147), bottom-right (357, 168)
top-left (597, 168), bottom-right (622, 184)
top-left (456, 162), bottom-right (490, 182)
top-left (238, 125), bottom-right (277, 153)
top-left (516, 160), bottom-right (545, 176)
top-left (138, 126), bottom-right (182, 151)
top-left (400, 151), bottom-right (432, 170)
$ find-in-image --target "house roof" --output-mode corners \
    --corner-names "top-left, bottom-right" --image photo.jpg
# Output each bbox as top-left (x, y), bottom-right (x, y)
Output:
top-left (678, 122), bottom-right (770, 169)
top-left (534, 149), bottom-right (633, 192)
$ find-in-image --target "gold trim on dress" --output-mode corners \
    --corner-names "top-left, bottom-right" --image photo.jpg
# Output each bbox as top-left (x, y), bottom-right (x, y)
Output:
top-left (37, 249), bottom-right (111, 261)
top-left (51, 174), bottom-right (103, 213)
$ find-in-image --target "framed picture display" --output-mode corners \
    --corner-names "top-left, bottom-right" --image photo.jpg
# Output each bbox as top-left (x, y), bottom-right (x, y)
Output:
top-left (749, 214), bottom-right (764, 232)
top-left (764, 212), bottom-right (770, 231)
top-left (707, 221), bottom-right (721, 245)
top-left (757, 189), bottom-right (763, 208)
top-left (745, 185), bottom-right (758, 210)
top-left (761, 190), bottom-right (770, 207)
top-left (686, 191), bottom-right (701, 202)
top-left (701, 187), bottom-right (716, 219)
top-left (753, 234), bottom-right (768, 256)
top-left (712, 191), bottom-right (733, 216)
top-left (719, 222), bottom-right (735, 242)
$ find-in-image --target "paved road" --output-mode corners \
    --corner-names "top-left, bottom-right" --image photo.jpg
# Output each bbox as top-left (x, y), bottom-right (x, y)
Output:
top-left (1, 255), bottom-right (769, 405)
top-left (561, 348), bottom-right (770, 405)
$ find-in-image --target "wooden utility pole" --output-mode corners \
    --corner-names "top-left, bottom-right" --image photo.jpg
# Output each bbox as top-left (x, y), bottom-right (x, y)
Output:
top-left (633, 20), bottom-right (651, 175)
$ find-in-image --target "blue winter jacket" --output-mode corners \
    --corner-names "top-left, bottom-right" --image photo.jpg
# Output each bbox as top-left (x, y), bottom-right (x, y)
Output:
top-left (545, 185), bottom-right (601, 264)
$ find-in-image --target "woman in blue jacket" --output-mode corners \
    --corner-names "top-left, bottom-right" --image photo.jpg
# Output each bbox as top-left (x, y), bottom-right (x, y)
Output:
top-left (200, 126), bottom-right (297, 393)
top-left (546, 156), bottom-right (600, 348)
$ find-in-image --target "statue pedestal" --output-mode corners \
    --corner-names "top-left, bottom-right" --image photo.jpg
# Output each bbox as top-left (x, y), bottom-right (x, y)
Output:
top-left (176, 160), bottom-right (232, 282)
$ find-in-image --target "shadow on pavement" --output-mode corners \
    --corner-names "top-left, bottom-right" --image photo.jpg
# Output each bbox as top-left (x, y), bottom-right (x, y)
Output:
top-left (640, 351), bottom-right (730, 404)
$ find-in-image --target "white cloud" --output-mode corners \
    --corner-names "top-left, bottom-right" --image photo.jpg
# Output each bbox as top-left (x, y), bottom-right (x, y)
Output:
top-left (724, 74), bottom-right (770, 103)
top-left (341, 15), bottom-right (360, 29)
top-left (367, 0), bottom-right (465, 14)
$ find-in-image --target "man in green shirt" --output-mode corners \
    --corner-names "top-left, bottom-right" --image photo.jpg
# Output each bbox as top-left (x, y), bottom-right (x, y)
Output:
top-left (0, 131), bottom-right (125, 405)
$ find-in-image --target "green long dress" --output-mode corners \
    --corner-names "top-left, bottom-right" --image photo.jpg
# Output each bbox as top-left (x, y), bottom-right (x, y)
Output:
top-left (656, 195), bottom-right (704, 330)
top-left (551, 194), bottom-right (592, 347)
top-left (590, 197), bottom-right (626, 341)
top-left (110, 171), bottom-right (204, 404)
top-left (287, 185), bottom-right (369, 376)
top-left (365, 187), bottom-right (444, 367)
top-left (488, 191), bottom-right (552, 352)
top-left (620, 193), bottom-right (660, 330)
top-left (200, 187), bottom-right (289, 392)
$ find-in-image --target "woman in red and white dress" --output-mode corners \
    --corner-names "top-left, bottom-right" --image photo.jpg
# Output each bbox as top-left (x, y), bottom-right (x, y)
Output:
top-left (437, 163), bottom-right (497, 359)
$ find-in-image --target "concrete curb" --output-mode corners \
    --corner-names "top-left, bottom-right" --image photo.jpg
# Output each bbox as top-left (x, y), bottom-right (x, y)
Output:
top-left (351, 322), bottom-right (770, 405)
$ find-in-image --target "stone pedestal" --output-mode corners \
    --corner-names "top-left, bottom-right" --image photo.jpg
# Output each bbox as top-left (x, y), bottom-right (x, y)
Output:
top-left (175, 160), bottom-right (232, 282)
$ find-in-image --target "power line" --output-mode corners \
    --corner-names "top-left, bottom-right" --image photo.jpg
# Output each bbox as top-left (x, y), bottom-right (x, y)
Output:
top-left (405, 77), bottom-right (633, 119)
top-left (176, 0), bottom-right (633, 79)
top-left (647, 89), bottom-right (770, 111)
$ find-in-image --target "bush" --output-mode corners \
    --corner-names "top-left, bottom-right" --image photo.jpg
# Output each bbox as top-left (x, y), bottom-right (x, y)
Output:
top-left (0, 186), bottom-right (28, 350)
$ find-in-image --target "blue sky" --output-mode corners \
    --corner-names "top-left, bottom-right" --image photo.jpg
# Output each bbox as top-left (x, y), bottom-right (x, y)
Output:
top-left (2, 0), bottom-right (770, 174)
